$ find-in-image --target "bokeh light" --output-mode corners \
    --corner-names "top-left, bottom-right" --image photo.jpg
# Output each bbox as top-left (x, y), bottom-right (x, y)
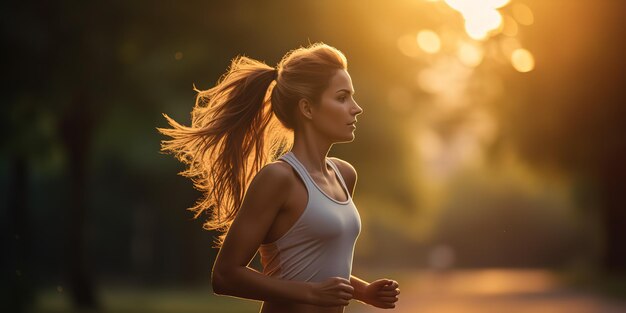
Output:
top-left (456, 41), bottom-right (484, 67)
top-left (511, 48), bottom-right (535, 72)
top-left (501, 14), bottom-right (519, 36)
top-left (397, 33), bottom-right (422, 58)
top-left (417, 30), bottom-right (442, 54)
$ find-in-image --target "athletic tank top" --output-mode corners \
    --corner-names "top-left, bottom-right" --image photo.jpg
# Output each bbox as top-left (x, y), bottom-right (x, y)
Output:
top-left (258, 151), bottom-right (361, 283)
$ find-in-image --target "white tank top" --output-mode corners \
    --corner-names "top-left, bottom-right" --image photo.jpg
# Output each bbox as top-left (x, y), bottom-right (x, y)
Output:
top-left (258, 151), bottom-right (362, 283)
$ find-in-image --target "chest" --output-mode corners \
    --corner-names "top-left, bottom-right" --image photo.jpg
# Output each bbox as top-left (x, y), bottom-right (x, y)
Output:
top-left (264, 171), bottom-right (359, 244)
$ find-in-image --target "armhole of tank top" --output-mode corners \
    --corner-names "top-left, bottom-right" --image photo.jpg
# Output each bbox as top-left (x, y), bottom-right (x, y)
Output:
top-left (263, 156), bottom-right (312, 246)
top-left (276, 156), bottom-right (310, 191)
top-left (326, 159), bottom-right (352, 201)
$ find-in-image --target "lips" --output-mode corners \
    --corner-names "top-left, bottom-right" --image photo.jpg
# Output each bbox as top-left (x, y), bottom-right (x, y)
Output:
top-left (347, 120), bottom-right (357, 125)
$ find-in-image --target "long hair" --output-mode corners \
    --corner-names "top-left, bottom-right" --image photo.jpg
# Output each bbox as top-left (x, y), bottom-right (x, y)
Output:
top-left (157, 42), bottom-right (347, 248)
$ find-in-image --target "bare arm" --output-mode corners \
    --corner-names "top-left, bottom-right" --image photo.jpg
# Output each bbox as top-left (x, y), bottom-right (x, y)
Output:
top-left (211, 163), bottom-right (310, 303)
top-left (350, 275), bottom-right (369, 302)
top-left (332, 158), bottom-right (400, 308)
top-left (350, 275), bottom-right (400, 309)
top-left (211, 162), bottom-right (353, 306)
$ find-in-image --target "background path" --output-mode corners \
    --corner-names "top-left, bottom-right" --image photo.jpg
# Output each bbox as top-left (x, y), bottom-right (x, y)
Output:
top-left (346, 269), bottom-right (626, 313)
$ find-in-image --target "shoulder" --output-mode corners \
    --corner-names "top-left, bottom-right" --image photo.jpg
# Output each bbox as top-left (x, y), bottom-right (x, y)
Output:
top-left (254, 160), bottom-right (294, 187)
top-left (246, 160), bottom-right (294, 199)
top-left (328, 157), bottom-right (357, 180)
top-left (328, 157), bottom-right (358, 194)
top-left (236, 160), bottom-right (295, 218)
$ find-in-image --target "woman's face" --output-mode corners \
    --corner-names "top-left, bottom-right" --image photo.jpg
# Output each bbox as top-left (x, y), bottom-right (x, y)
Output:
top-left (310, 69), bottom-right (363, 143)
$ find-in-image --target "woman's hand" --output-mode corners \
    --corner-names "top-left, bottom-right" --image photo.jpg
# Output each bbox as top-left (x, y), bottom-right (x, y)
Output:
top-left (361, 279), bottom-right (400, 309)
top-left (307, 277), bottom-right (354, 307)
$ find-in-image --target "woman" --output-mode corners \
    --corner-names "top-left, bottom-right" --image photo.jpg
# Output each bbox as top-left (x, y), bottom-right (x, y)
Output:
top-left (158, 42), bottom-right (400, 312)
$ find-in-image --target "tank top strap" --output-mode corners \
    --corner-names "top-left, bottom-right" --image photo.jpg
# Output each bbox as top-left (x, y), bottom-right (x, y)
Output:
top-left (278, 152), bottom-right (316, 191)
top-left (325, 158), bottom-right (351, 200)
top-left (280, 152), bottom-right (352, 202)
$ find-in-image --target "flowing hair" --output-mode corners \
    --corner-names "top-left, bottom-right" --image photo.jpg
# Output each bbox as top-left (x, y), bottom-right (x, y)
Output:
top-left (157, 42), bottom-right (347, 248)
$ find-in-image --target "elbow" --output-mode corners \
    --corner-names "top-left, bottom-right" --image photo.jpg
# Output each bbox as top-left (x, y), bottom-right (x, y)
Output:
top-left (212, 262), bottom-right (245, 296)
top-left (211, 270), bottom-right (226, 295)
top-left (212, 265), bottom-right (238, 295)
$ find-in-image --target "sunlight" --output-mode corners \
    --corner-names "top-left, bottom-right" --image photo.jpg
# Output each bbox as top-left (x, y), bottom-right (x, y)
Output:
top-left (511, 48), bottom-right (535, 72)
top-left (464, 8), bottom-right (503, 40)
top-left (444, 0), bottom-right (507, 40)
top-left (486, 0), bottom-right (511, 9)
top-left (399, 0), bottom-right (533, 72)
top-left (445, 0), bottom-right (510, 11)
top-left (417, 30), bottom-right (442, 54)
top-left (456, 40), bottom-right (483, 67)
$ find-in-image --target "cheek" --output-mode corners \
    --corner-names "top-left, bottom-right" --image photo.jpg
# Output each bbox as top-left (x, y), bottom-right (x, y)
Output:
top-left (315, 97), bottom-right (347, 133)
top-left (325, 104), bottom-right (345, 126)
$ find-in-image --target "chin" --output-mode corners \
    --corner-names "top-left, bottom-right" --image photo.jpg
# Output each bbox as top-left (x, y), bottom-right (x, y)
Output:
top-left (328, 129), bottom-right (356, 143)
top-left (335, 134), bottom-right (355, 143)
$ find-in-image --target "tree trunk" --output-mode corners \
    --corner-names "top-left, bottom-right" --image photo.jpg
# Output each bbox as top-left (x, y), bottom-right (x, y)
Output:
top-left (59, 88), bottom-right (99, 309)
top-left (4, 156), bottom-right (33, 313)
top-left (601, 155), bottom-right (626, 272)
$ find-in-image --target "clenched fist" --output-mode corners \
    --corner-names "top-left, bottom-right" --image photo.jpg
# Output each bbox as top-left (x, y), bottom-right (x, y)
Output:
top-left (307, 277), bottom-right (354, 307)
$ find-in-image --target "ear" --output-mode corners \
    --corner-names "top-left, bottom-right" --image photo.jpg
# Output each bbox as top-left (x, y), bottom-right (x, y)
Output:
top-left (297, 98), bottom-right (314, 121)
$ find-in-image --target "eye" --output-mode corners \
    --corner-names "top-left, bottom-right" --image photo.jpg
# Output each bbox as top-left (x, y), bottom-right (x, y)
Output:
top-left (338, 95), bottom-right (347, 102)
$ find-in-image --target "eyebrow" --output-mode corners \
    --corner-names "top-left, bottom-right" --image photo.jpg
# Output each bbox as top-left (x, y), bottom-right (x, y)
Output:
top-left (336, 89), bottom-right (355, 95)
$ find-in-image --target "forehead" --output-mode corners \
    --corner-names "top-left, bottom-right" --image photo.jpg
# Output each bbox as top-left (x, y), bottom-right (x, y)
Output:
top-left (326, 69), bottom-right (353, 92)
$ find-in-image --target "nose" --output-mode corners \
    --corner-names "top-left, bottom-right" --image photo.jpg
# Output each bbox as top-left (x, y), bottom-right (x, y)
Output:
top-left (353, 101), bottom-right (363, 116)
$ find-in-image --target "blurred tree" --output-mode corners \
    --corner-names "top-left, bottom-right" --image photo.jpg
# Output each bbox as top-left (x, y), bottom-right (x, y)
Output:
top-left (2, 1), bottom-right (311, 308)
top-left (501, 0), bottom-right (626, 272)
top-left (2, 0), bottom-right (130, 308)
top-left (5, 0), bottom-right (103, 309)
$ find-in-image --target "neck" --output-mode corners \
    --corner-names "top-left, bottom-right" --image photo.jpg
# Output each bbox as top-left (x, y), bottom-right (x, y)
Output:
top-left (291, 130), bottom-right (333, 174)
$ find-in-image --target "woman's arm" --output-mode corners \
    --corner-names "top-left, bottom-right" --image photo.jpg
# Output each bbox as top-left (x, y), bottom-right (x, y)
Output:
top-left (332, 160), bottom-right (400, 308)
top-left (212, 163), bottom-right (308, 302)
top-left (350, 275), bottom-right (400, 309)
top-left (211, 162), bottom-right (353, 306)
top-left (349, 275), bottom-right (369, 302)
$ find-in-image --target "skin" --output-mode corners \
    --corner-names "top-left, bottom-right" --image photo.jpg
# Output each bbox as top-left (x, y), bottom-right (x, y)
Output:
top-left (211, 69), bottom-right (401, 313)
